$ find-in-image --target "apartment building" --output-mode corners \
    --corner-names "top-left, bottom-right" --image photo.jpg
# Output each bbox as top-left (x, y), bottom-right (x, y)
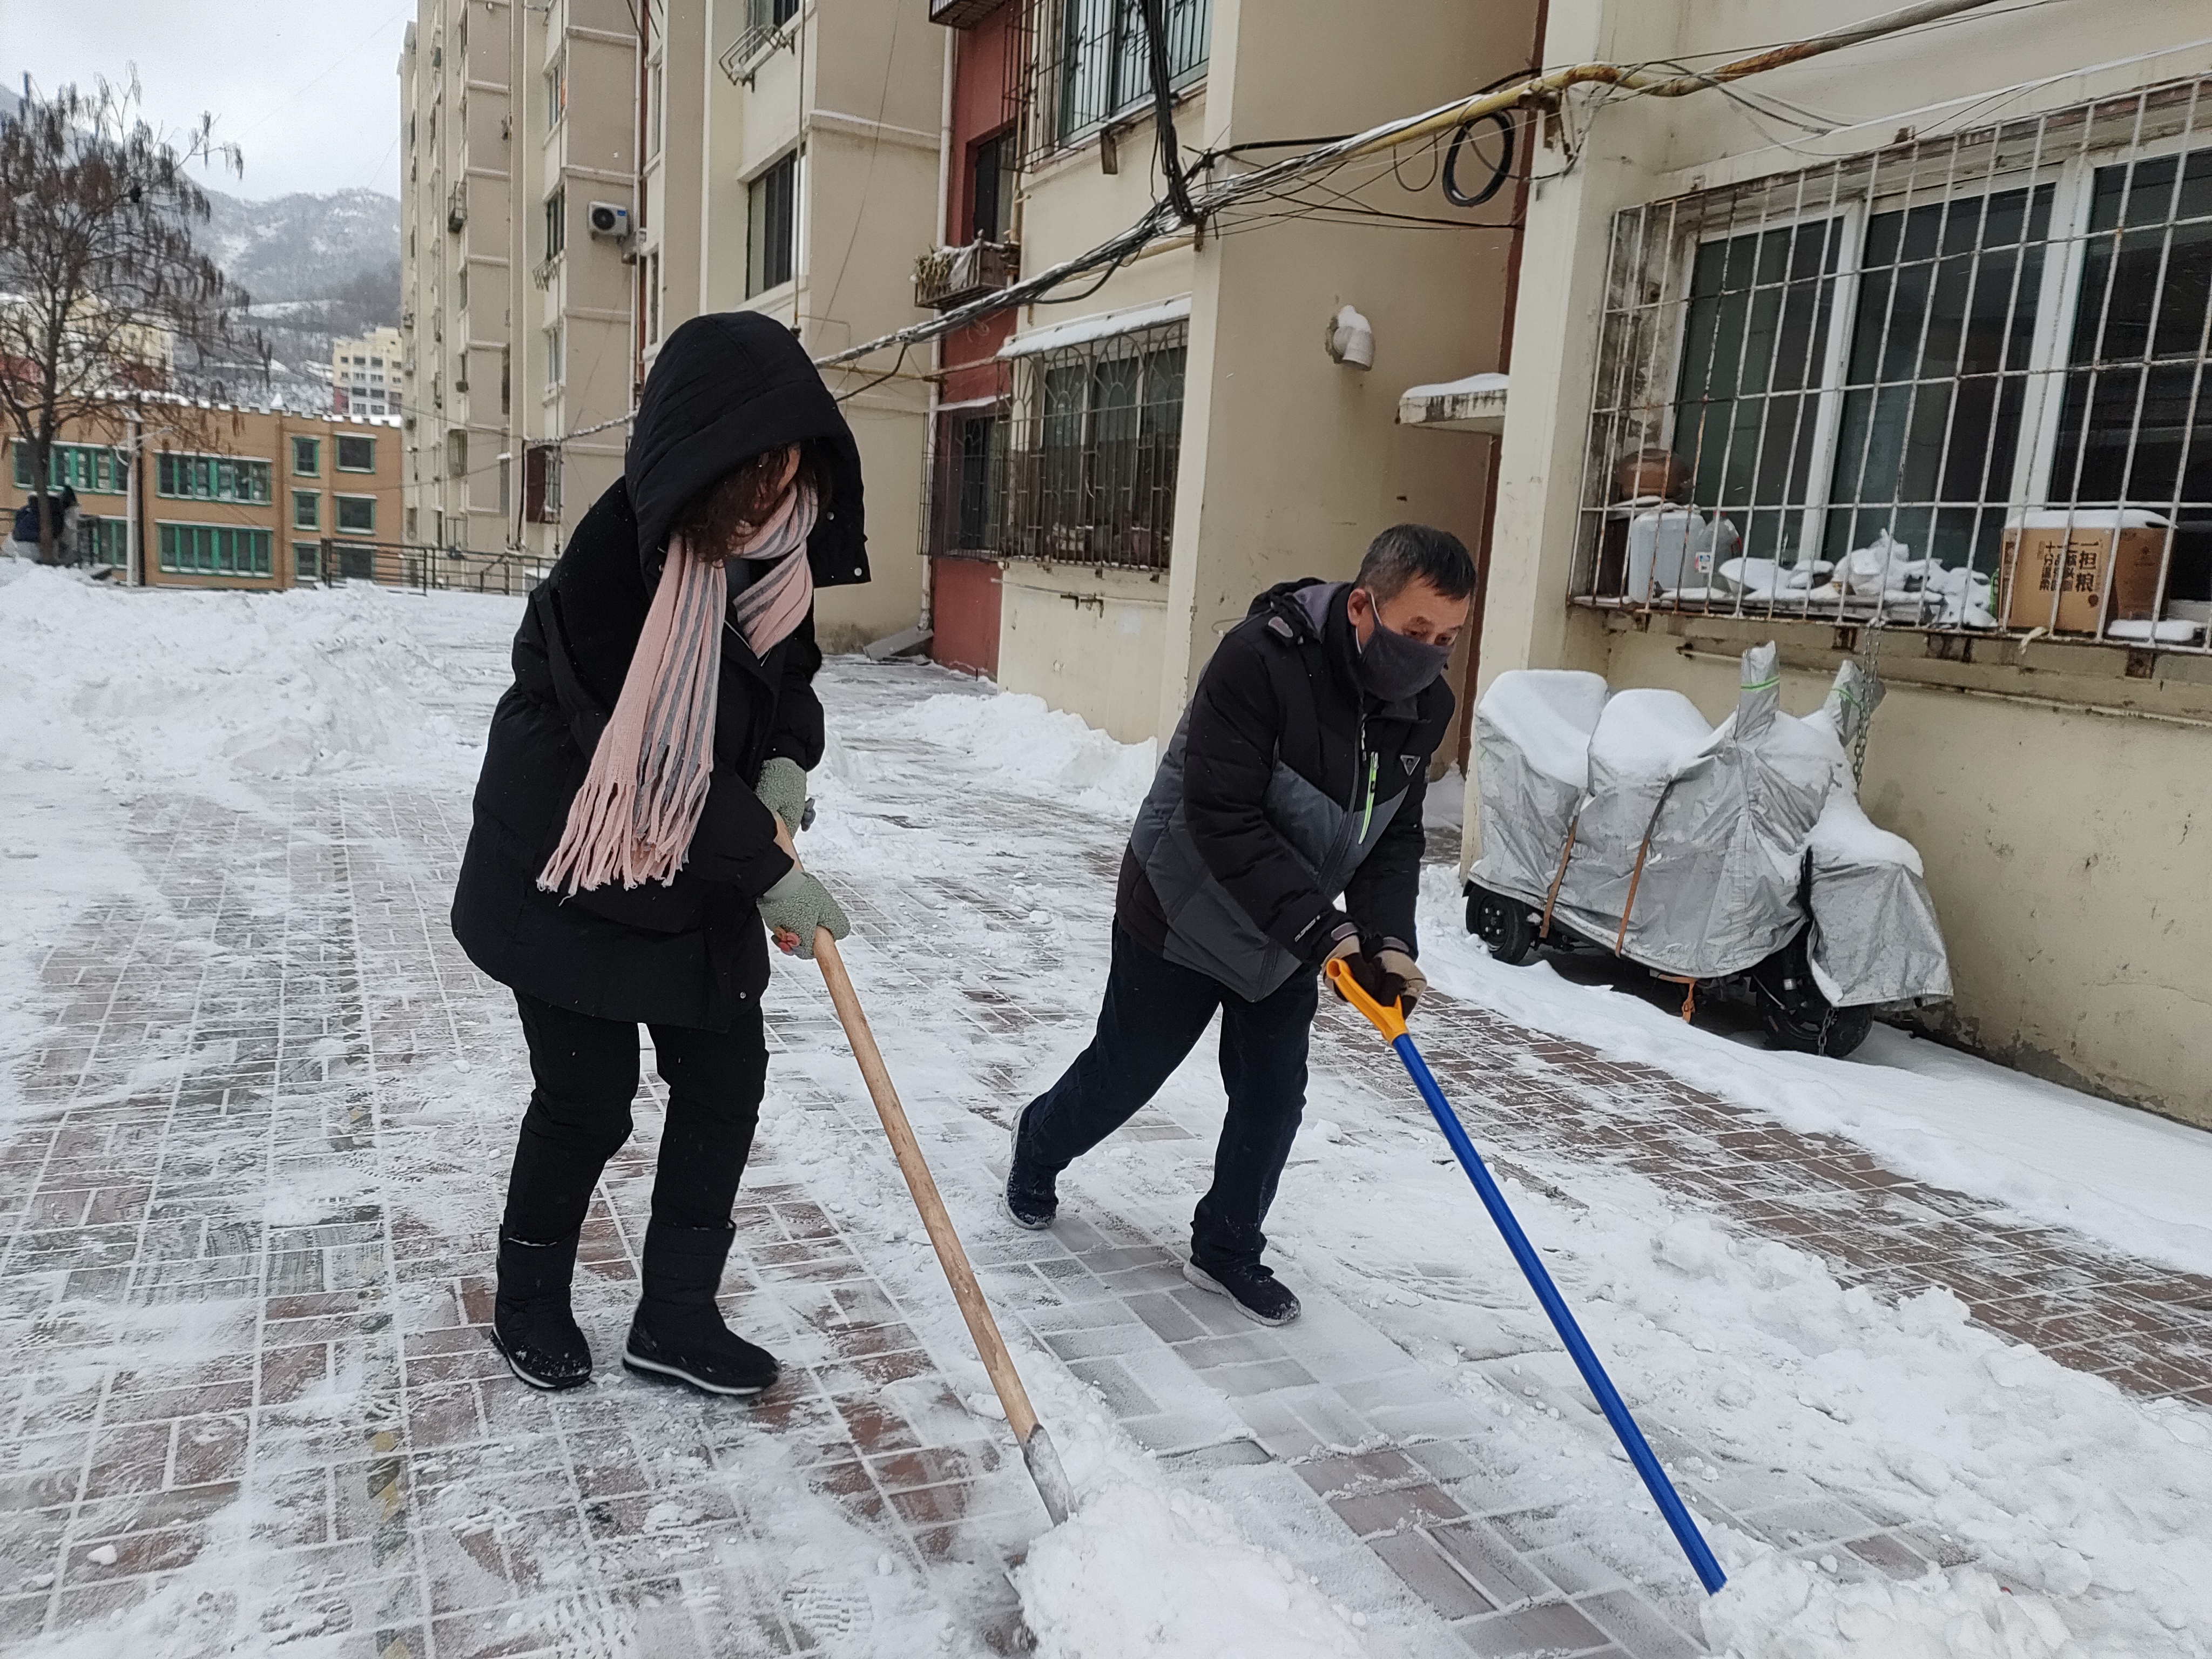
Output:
top-left (915, 0), bottom-right (1539, 745)
top-left (400, 1), bottom-right (518, 561)
top-left (638, 0), bottom-right (942, 651)
top-left (4, 406), bottom-right (403, 590)
top-left (1472, 0), bottom-right (2212, 1120)
top-left (331, 327), bottom-right (406, 419)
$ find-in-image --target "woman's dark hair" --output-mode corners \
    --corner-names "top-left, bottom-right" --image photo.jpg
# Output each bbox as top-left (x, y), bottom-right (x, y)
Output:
top-left (669, 439), bottom-right (834, 562)
top-left (1355, 523), bottom-right (1478, 602)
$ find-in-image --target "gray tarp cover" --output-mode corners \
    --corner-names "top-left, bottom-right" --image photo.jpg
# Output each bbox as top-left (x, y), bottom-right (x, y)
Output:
top-left (1468, 646), bottom-right (1950, 1007)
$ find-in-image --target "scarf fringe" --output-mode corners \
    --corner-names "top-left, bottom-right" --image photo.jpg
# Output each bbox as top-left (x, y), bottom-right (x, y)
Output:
top-left (537, 481), bottom-right (821, 898)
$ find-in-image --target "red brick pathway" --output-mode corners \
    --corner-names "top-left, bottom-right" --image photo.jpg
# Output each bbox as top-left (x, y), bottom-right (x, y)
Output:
top-left (2, 660), bottom-right (2207, 1659)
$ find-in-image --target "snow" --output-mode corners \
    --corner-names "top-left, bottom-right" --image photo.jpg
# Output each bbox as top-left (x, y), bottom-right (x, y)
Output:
top-left (1808, 792), bottom-right (1923, 875)
top-left (6, 567), bottom-right (2212, 1658)
top-left (1001, 295), bottom-right (1193, 360)
top-left (1478, 670), bottom-right (1609, 788)
top-left (1588, 687), bottom-right (1715, 779)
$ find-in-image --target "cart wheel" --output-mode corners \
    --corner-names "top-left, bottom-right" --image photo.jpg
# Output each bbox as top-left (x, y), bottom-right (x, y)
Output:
top-left (1465, 883), bottom-right (1539, 966)
top-left (1754, 936), bottom-right (1873, 1057)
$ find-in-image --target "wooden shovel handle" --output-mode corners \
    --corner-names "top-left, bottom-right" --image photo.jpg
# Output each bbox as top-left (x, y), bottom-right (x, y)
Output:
top-left (811, 930), bottom-right (1043, 1445)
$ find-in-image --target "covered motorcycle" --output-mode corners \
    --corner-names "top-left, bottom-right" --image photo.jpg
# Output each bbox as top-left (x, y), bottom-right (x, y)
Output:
top-left (1462, 643), bottom-right (1950, 1056)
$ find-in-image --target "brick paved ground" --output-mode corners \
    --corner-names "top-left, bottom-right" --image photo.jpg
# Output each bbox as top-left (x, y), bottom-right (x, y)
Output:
top-left (3, 655), bottom-right (2208, 1657)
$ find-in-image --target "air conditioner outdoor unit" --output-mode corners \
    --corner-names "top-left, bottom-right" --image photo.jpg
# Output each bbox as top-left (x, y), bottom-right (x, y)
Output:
top-left (587, 202), bottom-right (630, 239)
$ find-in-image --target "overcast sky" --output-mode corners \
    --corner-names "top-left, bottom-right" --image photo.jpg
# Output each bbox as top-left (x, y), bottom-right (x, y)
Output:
top-left (3, 0), bottom-right (415, 201)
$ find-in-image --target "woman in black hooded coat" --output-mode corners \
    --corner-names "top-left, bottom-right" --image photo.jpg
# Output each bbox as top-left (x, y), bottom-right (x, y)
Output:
top-left (451, 312), bottom-right (867, 1397)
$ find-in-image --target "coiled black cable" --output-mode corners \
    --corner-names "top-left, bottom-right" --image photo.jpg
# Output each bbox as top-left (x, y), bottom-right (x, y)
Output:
top-left (1441, 111), bottom-right (1518, 208)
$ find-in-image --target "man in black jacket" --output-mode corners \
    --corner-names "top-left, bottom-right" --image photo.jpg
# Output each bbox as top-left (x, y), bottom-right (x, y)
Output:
top-left (1006, 525), bottom-right (1475, 1324)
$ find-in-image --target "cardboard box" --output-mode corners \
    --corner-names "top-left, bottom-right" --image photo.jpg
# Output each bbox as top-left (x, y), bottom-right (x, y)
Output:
top-left (1998, 511), bottom-right (2169, 633)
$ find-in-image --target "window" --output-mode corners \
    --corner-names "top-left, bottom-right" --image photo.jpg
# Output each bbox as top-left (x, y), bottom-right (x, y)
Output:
top-left (544, 186), bottom-right (567, 261)
top-left (971, 129), bottom-right (1015, 244)
top-left (498, 454), bottom-right (511, 517)
top-left (449, 429), bottom-right (469, 477)
top-left (1002, 323), bottom-right (1186, 569)
top-left (928, 407), bottom-right (1010, 558)
top-left (78, 517), bottom-right (127, 569)
top-left (335, 495), bottom-right (376, 535)
top-left (647, 58), bottom-right (664, 161)
top-left (1578, 80), bottom-right (2212, 648)
top-left (293, 490), bottom-right (321, 530)
top-left (545, 320), bottom-right (565, 388)
top-left (295, 541), bottom-right (321, 583)
top-left (156, 453), bottom-right (273, 503)
top-left (158, 523), bottom-right (274, 577)
top-left (1054, 0), bottom-right (1211, 146)
top-left (292, 435), bottom-right (321, 475)
top-left (647, 251), bottom-right (663, 342)
top-left (544, 50), bottom-right (567, 129)
top-left (336, 434), bottom-right (376, 473)
top-left (457, 267), bottom-right (468, 311)
top-left (747, 152), bottom-right (798, 296)
top-left (15, 442), bottom-right (129, 495)
top-left (525, 444), bottom-right (564, 522)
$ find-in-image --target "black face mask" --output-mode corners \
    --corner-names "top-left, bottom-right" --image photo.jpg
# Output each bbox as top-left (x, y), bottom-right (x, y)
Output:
top-left (1355, 599), bottom-right (1454, 703)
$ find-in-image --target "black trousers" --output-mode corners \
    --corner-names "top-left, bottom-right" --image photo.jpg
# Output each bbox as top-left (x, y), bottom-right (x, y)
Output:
top-left (1021, 926), bottom-right (1319, 1270)
top-left (502, 991), bottom-right (768, 1242)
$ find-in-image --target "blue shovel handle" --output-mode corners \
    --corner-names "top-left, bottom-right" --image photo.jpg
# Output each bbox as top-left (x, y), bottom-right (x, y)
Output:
top-left (1325, 961), bottom-right (1728, 1595)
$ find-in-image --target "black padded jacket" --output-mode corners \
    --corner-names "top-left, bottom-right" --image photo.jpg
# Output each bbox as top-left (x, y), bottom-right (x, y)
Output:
top-left (449, 311), bottom-right (868, 1031)
top-left (1117, 579), bottom-right (1454, 1001)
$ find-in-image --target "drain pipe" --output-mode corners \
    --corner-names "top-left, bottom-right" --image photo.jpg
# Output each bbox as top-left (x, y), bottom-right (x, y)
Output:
top-left (919, 24), bottom-right (956, 641)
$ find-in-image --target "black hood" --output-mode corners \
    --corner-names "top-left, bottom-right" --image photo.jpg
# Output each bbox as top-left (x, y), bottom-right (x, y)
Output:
top-left (625, 310), bottom-right (870, 589)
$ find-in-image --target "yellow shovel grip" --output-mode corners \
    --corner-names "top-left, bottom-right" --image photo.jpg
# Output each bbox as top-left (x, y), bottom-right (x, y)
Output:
top-left (1325, 956), bottom-right (1408, 1042)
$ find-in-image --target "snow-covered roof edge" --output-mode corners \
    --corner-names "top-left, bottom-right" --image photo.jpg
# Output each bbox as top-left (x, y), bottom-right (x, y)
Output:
top-left (1000, 295), bottom-right (1192, 360)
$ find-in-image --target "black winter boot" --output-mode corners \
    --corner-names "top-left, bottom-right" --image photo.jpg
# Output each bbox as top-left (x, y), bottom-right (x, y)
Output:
top-left (490, 1231), bottom-right (593, 1390)
top-left (623, 1220), bottom-right (779, 1397)
top-left (1184, 1257), bottom-right (1302, 1326)
top-left (1003, 1100), bottom-right (1059, 1230)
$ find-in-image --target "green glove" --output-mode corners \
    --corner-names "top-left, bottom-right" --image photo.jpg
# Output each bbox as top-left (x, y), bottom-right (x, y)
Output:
top-left (755, 756), bottom-right (808, 835)
top-left (758, 866), bottom-right (850, 960)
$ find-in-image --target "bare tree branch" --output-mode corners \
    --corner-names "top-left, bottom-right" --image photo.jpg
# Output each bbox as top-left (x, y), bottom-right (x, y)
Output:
top-left (0, 74), bottom-right (261, 563)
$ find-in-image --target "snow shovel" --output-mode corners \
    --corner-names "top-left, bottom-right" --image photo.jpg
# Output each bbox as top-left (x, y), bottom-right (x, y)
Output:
top-left (1325, 959), bottom-right (1728, 1595)
top-left (810, 928), bottom-right (1077, 1526)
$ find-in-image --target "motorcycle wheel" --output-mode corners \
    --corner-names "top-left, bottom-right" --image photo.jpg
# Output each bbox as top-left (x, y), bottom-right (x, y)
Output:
top-left (1465, 883), bottom-right (1540, 966)
top-left (1754, 936), bottom-right (1874, 1057)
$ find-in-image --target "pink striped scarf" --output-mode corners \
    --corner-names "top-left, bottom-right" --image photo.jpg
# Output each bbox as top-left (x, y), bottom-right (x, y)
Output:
top-left (538, 478), bottom-right (820, 895)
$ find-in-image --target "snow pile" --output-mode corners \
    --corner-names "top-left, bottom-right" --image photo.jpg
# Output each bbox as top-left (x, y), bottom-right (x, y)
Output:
top-left (0, 562), bottom-right (502, 802)
top-left (880, 689), bottom-right (1159, 818)
top-left (1011, 1361), bottom-right (1365, 1659)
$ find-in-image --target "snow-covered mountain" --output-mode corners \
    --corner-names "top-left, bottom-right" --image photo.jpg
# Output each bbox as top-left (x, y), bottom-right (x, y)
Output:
top-left (185, 186), bottom-right (401, 413)
top-left (197, 185), bottom-right (398, 307)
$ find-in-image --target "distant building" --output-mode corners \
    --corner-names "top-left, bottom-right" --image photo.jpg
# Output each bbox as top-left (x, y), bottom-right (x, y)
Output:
top-left (3, 403), bottom-right (403, 590)
top-left (331, 326), bottom-right (404, 419)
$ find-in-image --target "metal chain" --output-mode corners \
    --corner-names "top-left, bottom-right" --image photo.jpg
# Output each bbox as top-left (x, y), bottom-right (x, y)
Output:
top-left (1852, 618), bottom-right (1886, 786)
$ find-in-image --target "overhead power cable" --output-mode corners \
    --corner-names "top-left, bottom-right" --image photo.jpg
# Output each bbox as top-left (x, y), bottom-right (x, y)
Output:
top-left (813, 0), bottom-right (2013, 374)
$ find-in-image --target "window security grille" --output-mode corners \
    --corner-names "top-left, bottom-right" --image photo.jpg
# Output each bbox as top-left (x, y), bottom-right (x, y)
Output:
top-left (1579, 75), bottom-right (2212, 652)
top-left (1024, 0), bottom-right (1210, 163)
top-left (946, 322), bottom-right (1185, 571)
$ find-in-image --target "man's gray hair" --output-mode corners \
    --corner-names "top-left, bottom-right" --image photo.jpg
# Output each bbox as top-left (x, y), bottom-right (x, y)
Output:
top-left (1354, 523), bottom-right (1477, 604)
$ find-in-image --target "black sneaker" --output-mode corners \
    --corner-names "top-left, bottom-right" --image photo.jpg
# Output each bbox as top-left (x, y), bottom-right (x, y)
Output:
top-left (1004, 1100), bottom-right (1058, 1231)
top-left (1184, 1258), bottom-right (1302, 1326)
top-left (490, 1232), bottom-right (592, 1391)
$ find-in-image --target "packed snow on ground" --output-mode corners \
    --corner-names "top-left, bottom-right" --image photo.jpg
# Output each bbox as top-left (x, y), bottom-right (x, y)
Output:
top-left (7, 571), bottom-right (2210, 1658)
top-left (844, 667), bottom-right (2212, 1657)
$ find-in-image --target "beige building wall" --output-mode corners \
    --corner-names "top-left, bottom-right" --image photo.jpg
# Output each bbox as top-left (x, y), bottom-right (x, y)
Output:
top-left (400, 0), bottom-right (514, 559)
top-left (1472, 0), bottom-right (2212, 1124)
top-left (675, 0), bottom-right (940, 653)
top-left (509, 0), bottom-right (639, 565)
top-left (980, 0), bottom-right (1534, 745)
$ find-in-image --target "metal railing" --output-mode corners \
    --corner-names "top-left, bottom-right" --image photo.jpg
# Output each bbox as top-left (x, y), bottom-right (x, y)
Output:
top-left (301, 538), bottom-right (552, 596)
top-left (1023, 0), bottom-right (1210, 165)
top-left (927, 323), bottom-right (1186, 571)
top-left (915, 239), bottom-right (1021, 311)
top-left (1577, 72), bottom-right (2212, 655)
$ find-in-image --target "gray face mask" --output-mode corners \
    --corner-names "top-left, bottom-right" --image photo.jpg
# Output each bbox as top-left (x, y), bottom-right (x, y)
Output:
top-left (1355, 599), bottom-right (1454, 703)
